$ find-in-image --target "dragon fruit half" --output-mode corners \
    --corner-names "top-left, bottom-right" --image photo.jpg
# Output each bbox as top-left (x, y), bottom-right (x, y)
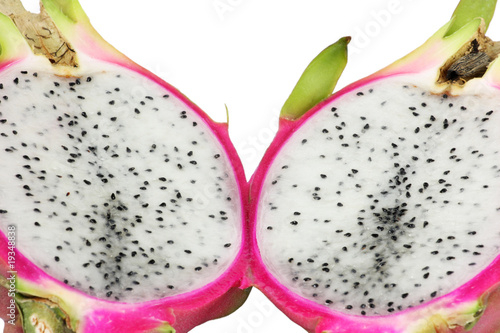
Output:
top-left (250, 0), bottom-right (500, 332)
top-left (0, 0), bottom-right (249, 332)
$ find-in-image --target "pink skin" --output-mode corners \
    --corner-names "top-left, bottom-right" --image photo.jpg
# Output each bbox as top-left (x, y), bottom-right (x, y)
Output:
top-left (249, 65), bottom-right (500, 332)
top-left (0, 15), bottom-right (250, 333)
top-left (0, 60), bottom-right (16, 71)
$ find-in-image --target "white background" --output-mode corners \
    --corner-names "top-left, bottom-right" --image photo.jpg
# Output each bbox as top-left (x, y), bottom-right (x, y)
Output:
top-left (4, 1), bottom-right (500, 332)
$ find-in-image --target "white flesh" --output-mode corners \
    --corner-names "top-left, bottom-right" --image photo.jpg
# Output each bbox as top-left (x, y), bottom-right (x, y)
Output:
top-left (0, 60), bottom-right (242, 302)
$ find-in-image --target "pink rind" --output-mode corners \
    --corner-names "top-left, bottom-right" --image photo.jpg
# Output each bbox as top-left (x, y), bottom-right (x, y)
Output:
top-left (0, 59), bottom-right (20, 72)
top-left (249, 70), bottom-right (500, 332)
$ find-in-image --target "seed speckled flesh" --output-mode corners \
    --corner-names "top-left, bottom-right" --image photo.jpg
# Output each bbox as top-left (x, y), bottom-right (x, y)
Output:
top-left (0, 61), bottom-right (242, 302)
top-left (256, 76), bottom-right (500, 316)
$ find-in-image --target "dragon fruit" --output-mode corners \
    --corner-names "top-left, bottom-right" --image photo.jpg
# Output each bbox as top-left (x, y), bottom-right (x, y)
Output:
top-left (250, 0), bottom-right (500, 332)
top-left (0, 0), bottom-right (249, 332)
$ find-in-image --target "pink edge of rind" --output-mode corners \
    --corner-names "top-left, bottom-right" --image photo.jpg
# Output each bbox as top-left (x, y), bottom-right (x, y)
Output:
top-left (0, 28), bottom-right (251, 333)
top-left (249, 69), bottom-right (500, 332)
top-left (0, 58), bottom-right (25, 72)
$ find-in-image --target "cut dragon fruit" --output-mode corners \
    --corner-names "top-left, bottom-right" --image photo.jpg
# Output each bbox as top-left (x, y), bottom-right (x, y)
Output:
top-left (250, 0), bottom-right (500, 332)
top-left (0, 0), bottom-right (249, 332)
